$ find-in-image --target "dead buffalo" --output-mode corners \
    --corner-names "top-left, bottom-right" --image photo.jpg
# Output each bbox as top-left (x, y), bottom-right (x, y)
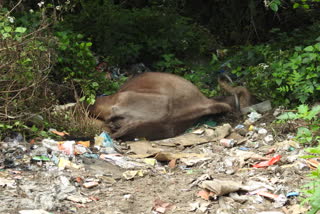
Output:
top-left (88, 72), bottom-right (252, 140)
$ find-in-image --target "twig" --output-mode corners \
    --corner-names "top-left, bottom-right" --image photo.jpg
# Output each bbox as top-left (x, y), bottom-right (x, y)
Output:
top-left (6, 0), bottom-right (23, 16)
top-left (22, 24), bottom-right (50, 40)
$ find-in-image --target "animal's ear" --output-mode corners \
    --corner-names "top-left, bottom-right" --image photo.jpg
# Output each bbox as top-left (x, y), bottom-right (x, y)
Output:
top-left (210, 102), bottom-right (232, 114)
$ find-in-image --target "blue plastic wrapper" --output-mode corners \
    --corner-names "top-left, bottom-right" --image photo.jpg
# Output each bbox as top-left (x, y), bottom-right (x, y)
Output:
top-left (100, 132), bottom-right (114, 148)
top-left (286, 192), bottom-right (299, 197)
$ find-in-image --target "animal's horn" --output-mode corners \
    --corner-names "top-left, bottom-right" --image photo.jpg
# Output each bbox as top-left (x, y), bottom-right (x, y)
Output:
top-left (218, 72), bottom-right (241, 112)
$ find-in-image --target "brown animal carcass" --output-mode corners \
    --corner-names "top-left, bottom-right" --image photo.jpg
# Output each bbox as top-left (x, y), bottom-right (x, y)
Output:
top-left (89, 72), bottom-right (252, 140)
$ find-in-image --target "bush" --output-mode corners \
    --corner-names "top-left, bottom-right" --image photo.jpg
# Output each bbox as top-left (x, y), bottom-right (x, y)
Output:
top-left (64, 0), bottom-right (217, 67)
top-left (218, 22), bottom-right (320, 106)
top-left (0, 7), bottom-right (58, 138)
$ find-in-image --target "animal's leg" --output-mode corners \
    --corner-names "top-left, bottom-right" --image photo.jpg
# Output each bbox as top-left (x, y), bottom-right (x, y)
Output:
top-left (173, 101), bottom-right (232, 122)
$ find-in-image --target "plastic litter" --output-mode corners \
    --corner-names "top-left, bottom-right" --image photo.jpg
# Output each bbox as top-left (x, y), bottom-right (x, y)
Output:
top-left (152, 199), bottom-right (175, 214)
top-left (264, 135), bottom-right (274, 143)
top-left (123, 170), bottom-right (146, 180)
top-left (95, 132), bottom-right (114, 147)
top-left (77, 141), bottom-right (90, 148)
top-left (235, 124), bottom-right (245, 129)
top-left (257, 212), bottom-right (284, 214)
top-left (241, 100), bottom-right (272, 114)
top-left (286, 192), bottom-right (299, 197)
top-left (199, 179), bottom-right (243, 196)
top-left (100, 154), bottom-right (145, 169)
top-left (83, 181), bottom-right (99, 188)
top-left (258, 128), bottom-right (268, 135)
top-left (49, 128), bottom-right (69, 136)
top-left (247, 112), bottom-right (262, 123)
top-left (220, 138), bottom-right (235, 148)
top-left (19, 210), bottom-right (52, 214)
top-left (32, 156), bottom-right (50, 161)
top-left (252, 155), bottom-right (281, 168)
top-left (189, 201), bottom-right (210, 212)
top-left (66, 195), bottom-right (92, 203)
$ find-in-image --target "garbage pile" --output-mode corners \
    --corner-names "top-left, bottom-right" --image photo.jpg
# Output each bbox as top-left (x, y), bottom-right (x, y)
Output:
top-left (0, 102), bottom-right (317, 214)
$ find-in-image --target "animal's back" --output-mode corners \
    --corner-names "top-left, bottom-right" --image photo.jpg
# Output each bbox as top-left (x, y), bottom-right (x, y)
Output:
top-left (119, 72), bottom-right (208, 108)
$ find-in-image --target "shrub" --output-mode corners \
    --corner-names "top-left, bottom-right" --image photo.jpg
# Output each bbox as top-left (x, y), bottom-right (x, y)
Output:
top-left (221, 22), bottom-right (320, 106)
top-left (64, 0), bottom-right (217, 67)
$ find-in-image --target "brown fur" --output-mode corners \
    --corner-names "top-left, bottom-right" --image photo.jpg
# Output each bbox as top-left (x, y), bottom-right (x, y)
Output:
top-left (89, 72), bottom-right (252, 140)
top-left (216, 79), bottom-right (254, 110)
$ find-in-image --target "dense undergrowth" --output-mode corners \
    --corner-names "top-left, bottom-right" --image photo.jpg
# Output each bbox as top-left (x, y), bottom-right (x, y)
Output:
top-left (0, 1), bottom-right (320, 211)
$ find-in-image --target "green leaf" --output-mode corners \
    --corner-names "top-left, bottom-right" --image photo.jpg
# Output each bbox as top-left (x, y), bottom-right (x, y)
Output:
top-left (298, 104), bottom-right (309, 114)
top-left (15, 27), bottom-right (27, 33)
top-left (277, 112), bottom-right (297, 120)
top-left (270, 2), bottom-right (279, 11)
top-left (302, 4), bottom-right (310, 9)
top-left (305, 146), bottom-right (320, 154)
top-left (293, 3), bottom-right (300, 8)
top-left (304, 46), bottom-right (314, 52)
top-left (4, 26), bottom-right (12, 32)
top-left (79, 96), bottom-right (86, 102)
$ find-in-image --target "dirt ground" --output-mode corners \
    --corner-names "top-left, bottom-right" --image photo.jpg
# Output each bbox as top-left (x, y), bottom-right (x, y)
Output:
top-left (0, 110), bottom-right (314, 214)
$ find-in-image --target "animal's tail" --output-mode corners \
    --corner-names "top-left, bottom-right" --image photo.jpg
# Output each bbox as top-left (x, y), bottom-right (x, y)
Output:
top-left (218, 74), bottom-right (252, 110)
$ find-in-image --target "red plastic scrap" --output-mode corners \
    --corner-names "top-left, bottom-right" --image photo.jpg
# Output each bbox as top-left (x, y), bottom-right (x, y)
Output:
top-left (257, 191), bottom-right (279, 200)
top-left (152, 199), bottom-right (174, 213)
top-left (252, 155), bottom-right (281, 168)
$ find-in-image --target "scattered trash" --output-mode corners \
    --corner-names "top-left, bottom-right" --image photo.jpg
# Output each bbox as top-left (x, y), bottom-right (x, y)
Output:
top-left (257, 212), bottom-right (284, 214)
top-left (95, 132), bottom-right (116, 153)
top-left (286, 192), bottom-right (299, 197)
top-left (100, 154), bottom-right (145, 169)
top-left (258, 128), bottom-right (268, 135)
top-left (154, 152), bottom-right (208, 162)
top-left (49, 128), bottom-right (69, 136)
top-left (252, 155), bottom-right (281, 168)
top-left (123, 170), bottom-right (146, 180)
top-left (0, 177), bottom-right (15, 188)
top-left (152, 199), bottom-right (175, 214)
top-left (192, 129), bottom-right (205, 135)
top-left (83, 181), bottom-right (99, 188)
top-left (144, 158), bottom-right (157, 166)
top-left (32, 156), bottom-right (50, 161)
top-left (58, 157), bottom-right (82, 170)
top-left (58, 141), bottom-right (75, 155)
top-left (19, 210), bottom-right (52, 214)
top-left (197, 189), bottom-right (215, 200)
top-left (235, 124), bottom-right (245, 129)
top-left (199, 179), bottom-right (243, 196)
top-left (220, 138), bottom-right (235, 148)
top-left (241, 100), bottom-right (272, 114)
top-left (180, 156), bottom-right (211, 166)
top-left (189, 200), bottom-right (210, 212)
top-left (77, 141), bottom-right (90, 148)
top-left (264, 135), bottom-right (274, 143)
top-left (0, 105), bottom-right (312, 213)
top-left (66, 195), bottom-right (92, 203)
top-left (246, 112), bottom-right (262, 124)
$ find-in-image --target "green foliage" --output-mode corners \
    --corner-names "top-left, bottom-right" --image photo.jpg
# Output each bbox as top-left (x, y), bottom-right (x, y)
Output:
top-left (277, 104), bottom-right (320, 144)
top-left (54, 30), bottom-right (98, 104)
top-left (0, 8), bottom-right (56, 136)
top-left (293, 0), bottom-right (320, 9)
top-left (224, 22), bottom-right (320, 106)
top-left (53, 30), bottom-right (127, 104)
top-left (301, 145), bottom-right (320, 214)
top-left (155, 54), bottom-right (185, 74)
top-left (64, 0), bottom-right (217, 66)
